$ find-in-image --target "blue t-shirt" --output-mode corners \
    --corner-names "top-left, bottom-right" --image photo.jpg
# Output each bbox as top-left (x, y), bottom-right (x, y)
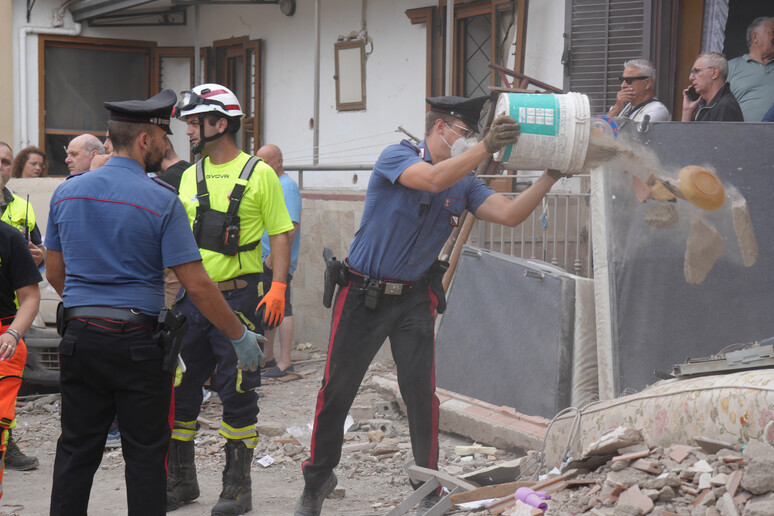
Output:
top-left (347, 140), bottom-right (494, 281)
top-left (46, 156), bottom-right (202, 315)
top-left (261, 173), bottom-right (302, 275)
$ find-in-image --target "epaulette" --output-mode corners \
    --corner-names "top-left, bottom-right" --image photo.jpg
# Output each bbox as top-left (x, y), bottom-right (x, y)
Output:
top-left (400, 139), bottom-right (426, 159)
top-left (152, 176), bottom-right (178, 194)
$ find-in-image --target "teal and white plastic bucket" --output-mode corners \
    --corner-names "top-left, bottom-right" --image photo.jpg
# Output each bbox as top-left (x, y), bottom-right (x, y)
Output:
top-left (492, 92), bottom-right (591, 175)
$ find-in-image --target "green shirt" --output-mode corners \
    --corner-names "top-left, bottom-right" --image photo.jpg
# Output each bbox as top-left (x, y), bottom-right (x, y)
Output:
top-left (178, 152), bottom-right (293, 282)
top-left (728, 54), bottom-right (774, 122)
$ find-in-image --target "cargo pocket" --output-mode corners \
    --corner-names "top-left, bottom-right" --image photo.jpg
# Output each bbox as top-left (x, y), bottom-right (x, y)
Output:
top-left (58, 337), bottom-right (76, 357)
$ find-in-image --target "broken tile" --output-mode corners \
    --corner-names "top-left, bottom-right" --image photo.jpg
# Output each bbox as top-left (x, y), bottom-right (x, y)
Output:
top-left (725, 470), bottom-right (743, 497)
top-left (668, 445), bottom-right (693, 464)
top-left (616, 485), bottom-right (654, 514)
top-left (613, 450), bottom-right (650, 462)
top-left (688, 459), bottom-right (714, 474)
top-left (632, 459), bottom-right (664, 475)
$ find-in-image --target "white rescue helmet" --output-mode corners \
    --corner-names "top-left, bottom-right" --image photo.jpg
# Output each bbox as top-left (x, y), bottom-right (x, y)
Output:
top-left (176, 83), bottom-right (244, 119)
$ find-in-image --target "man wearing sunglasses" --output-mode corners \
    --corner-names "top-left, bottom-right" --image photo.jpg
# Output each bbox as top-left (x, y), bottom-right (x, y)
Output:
top-left (681, 52), bottom-right (743, 122)
top-left (607, 59), bottom-right (670, 122)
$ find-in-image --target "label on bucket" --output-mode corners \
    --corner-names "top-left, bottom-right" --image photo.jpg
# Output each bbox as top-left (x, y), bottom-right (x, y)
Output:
top-left (502, 95), bottom-right (560, 163)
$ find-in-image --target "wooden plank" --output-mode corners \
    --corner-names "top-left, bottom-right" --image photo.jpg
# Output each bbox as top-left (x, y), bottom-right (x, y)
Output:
top-left (449, 480), bottom-right (535, 506)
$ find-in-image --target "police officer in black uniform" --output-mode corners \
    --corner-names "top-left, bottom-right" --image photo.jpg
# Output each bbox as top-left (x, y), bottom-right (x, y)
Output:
top-left (46, 90), bottom-right (266, 516)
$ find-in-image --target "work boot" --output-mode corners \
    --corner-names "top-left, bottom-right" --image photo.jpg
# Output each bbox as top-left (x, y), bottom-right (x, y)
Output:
top-left (4, 434), bottom-right (39, 471)
top-left (416, 493), bottom-right (442, 515)
top-left (294, 472), bottom-right (337, 516)
top-left (211, 439), bottom-right (253, 516)
top-left (166, 439), bottom-right (200, 512)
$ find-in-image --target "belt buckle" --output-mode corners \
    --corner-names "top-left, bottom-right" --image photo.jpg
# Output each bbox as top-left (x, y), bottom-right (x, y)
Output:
top-left (383, 282), bottom-right (403, 296)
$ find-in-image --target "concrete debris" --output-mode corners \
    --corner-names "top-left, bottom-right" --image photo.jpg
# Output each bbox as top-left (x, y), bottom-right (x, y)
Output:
top-left (684, 215), bottom-right (724, 285)
top-left (456, 444), bottom-right (498, 457)
top-left (694, 436), bottom-right (737, 455)
top-left (585, 426), bottom-right (645, 456)
top-left (742, 439), bottom-right (774, 464)
top-left (732, 198), bottom-right (758, 267)
top-left (454, 438), bottom-right (774, 516)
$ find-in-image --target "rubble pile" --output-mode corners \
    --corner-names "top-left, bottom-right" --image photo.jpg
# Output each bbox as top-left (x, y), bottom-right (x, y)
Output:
top-left (457, 428), bottom-right (774, 516)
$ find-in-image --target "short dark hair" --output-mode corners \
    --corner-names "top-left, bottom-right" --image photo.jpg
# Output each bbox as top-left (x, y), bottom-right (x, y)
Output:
top-left (201, 112), bottom-right (241, 136)
top-left (108, 120), bottom-right (158, 153)
top-left (0, 142), bottom-right (12, 154)
top-left (12, 146), bottom-right (48, 178)
top-left (424, 111), bottom-right (464, 137)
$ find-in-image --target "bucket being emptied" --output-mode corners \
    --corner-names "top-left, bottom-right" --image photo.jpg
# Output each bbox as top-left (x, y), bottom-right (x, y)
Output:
top-left (492, 91), bottom-right (591, 175)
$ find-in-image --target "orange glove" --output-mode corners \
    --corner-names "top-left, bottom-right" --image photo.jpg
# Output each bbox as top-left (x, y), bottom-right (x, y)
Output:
top-left (255, 281), bottom-right (286, 330)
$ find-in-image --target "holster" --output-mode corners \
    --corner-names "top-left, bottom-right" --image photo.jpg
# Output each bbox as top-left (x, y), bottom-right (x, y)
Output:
top-left (322, 248), bottom-right (345, 308)
top-left (427, 260), bottom-right (450, 314)
top-left (56, 302), bottom-right (66, 337)
top-left (153, 308), bottom-right (189, 374)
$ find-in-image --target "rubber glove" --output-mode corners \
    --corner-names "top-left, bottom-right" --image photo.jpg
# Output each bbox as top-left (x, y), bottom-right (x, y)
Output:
top-left (483, 114), bottom-right (520, 154)
top-left (255, 280), bottom-right (286, 330)
top-left (229, 325), bottom-right (267, 371)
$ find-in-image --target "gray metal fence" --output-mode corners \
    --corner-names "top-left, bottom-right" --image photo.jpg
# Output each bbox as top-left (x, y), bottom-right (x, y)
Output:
top-left (468, 174), bottom-right (593, 278)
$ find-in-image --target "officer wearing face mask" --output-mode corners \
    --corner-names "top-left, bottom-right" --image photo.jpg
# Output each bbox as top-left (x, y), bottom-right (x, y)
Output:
top-left (294, 95), bottom-right (566, 516)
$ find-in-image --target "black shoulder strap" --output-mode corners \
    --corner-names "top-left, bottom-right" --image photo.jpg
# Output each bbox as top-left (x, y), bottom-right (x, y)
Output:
top-left (225, 156), bottom-right (261, 218)
top-left (195, 159), bottom-right (210, 210)
top-left (196, 156), bottom-right (261, 214)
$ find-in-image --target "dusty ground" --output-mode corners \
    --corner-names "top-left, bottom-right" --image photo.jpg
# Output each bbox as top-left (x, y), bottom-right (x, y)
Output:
top-left (0, 344), bottom-right (521, 515)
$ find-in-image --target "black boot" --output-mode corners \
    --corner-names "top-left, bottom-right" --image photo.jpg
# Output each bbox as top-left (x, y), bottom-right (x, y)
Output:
top-left (4, 433), bottom-right (39, 471)
top-left (166, 439), bottom-right (200, 512)
top-left (211, 439), bottom-right (253, 516)
top-left (294, 473), bottom-right (337, 516)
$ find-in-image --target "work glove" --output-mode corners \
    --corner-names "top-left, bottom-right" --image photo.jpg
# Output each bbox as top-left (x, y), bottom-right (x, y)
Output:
top-left (229, 325), bottom-right (267, 371)
top-left (483, 115), bottom-right (520, 154)
top-left (546, 169), bottom-right (571, 180)
top-left (255, 280), bottom-right (286, 330)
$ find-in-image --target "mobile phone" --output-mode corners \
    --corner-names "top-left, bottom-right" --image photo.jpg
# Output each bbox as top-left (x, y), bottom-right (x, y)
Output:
top-left (686, 85), bottom-right (699, 101)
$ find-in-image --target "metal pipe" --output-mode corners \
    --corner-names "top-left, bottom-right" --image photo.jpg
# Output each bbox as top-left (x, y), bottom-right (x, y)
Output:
top-left (194, 3), bottom-right (200, 83)
top-left (445, 0), bottom-right (453, 95)
top-left (313, 0), bottom-right (320, 165)
top-left (284, 164), bottom-right (373, 171)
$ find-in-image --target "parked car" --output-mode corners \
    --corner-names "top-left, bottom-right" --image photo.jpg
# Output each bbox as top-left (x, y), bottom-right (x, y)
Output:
top-left (22, 277), bottom-right (60, 388)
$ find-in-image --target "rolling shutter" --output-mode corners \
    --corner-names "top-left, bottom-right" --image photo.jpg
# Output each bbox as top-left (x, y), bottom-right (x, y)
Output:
top-left (563, 0), bottom-right (651, 116)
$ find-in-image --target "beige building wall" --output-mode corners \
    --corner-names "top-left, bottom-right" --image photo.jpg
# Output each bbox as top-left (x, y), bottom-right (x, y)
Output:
top-left (0, 1), bottom-right (13, 144)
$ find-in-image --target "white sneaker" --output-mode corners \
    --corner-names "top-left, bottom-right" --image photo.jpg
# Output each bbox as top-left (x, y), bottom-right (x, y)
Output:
top-left (202, 387), bottom-right (212, 404)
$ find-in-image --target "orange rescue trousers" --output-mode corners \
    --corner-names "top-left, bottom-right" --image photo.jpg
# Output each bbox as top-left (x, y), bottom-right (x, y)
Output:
top-left (0, 321), bottom-right (28, 499)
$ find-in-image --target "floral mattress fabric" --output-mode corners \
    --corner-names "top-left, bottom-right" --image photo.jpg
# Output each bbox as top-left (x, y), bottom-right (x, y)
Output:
top-left (545, 369), bottom-right (774, 467)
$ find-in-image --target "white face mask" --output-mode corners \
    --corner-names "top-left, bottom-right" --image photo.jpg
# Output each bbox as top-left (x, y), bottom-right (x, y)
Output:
top-left (450, 136), bottom-right (478, 157)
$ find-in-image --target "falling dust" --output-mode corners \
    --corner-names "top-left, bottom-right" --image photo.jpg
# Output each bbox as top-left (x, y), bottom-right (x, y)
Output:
top-left (579, 133), bottom-right (758, 285)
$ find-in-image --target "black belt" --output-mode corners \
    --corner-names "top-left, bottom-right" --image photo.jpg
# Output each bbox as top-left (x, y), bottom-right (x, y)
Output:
top-left (64, 306), bottom-right (158, 329)
top-left (345, 267), bottom-right (424, 296)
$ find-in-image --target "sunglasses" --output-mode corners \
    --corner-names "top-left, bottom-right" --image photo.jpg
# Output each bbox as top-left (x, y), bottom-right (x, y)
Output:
top-left (619, 76), bottom-right (649, 85)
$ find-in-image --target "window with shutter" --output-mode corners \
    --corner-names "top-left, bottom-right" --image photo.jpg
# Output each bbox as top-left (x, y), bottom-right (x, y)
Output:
top-left (564, 0), bottom-right (651, 116)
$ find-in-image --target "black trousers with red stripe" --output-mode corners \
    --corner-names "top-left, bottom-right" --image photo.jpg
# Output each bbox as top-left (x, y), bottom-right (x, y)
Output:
top-left (302, 280), bottom-right (440, 489)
